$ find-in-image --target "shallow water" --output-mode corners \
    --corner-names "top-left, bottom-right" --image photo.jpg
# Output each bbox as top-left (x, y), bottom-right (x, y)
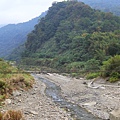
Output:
top-left (34, 74), bottom-right (102, 120)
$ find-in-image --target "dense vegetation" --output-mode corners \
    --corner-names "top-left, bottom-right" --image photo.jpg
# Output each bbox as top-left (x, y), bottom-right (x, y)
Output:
top-left (0, 59), bottom-right (34, 103)
top-left (101, 55), bottom-right (120, 82)
top-left (0, 110), bottom-right (24, 120)
top-left (21, 1), bottom-right (120, 81)
top-left (0, 12), bottom-right (46, 59)
top-left (79, 0), bottom-right (120, 16)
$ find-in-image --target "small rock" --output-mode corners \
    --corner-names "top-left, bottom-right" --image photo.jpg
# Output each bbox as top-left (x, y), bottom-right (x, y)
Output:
top-left (13, 90), bottom-right (21, 96)
top-left (83, 82), bottom-right (87, 85)
top-left (29, 110), bottom-right (38, 115)
top-left (18, 99), bottom-right (22, 102)
top-left (118, 82), bottom-right (120, 86)
top-left (31, 92), bottom-right (36, 95)
top-left (83, 101), bottom-right (96, 106)
top-left (4, 99), bottom-right (12, 105)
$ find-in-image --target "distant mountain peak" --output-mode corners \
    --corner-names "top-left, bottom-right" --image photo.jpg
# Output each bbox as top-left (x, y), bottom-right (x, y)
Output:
top-left (0, 11), bottom-right (47, 59)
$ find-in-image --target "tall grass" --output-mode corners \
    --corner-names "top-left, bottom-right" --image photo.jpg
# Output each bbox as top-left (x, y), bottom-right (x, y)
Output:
top-left (0, 110), bottom-right (24, 120)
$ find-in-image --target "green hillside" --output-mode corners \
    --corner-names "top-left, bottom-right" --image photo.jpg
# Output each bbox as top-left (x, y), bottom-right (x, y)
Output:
top-left (21, 1), bottom-right (120, 80)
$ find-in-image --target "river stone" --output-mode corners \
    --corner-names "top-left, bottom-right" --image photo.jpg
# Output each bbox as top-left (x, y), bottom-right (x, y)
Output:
top-left (4, 99), bottom-right (12, 105)
top-left (29, 110), bottom-right (38, 115)
top-left (13, 90), bottom-right (21, 96)
top-left (83, 101), bottom-right (96, 106)
top-left (110, 109), bottom-right (120, 120)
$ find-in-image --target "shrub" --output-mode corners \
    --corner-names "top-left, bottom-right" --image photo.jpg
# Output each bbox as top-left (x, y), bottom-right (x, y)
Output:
top-left (109, 72), bottom-right (120, 82)
top-left (0, 59), bottom-right (34, 103)
top-left (71, 72), bottom-right (78, 77)
top-left (0, 80), bottom-right (6, 89)
top-left (0, 110), bottom-right (24, 120)
top-left (101, 55), bottom-right (120, 82)
top-left (86, 72), bottom-right (99, 79)
top-left (84, 59), bottom-right (100, 71)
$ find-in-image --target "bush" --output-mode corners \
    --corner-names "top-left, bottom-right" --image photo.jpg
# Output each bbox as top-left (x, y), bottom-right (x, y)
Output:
top-left (109, 72), bottom-right (120, 82)
top-left (86, 72), bottom-right (99, 79)
top-left (0, 110), bottom-right (24, 120)
top-left (0, 59), bottom-right (34, 103)
top-left (0, 80), bottom-right (6, 89)
top-left (101, 55), bottom-right (120, 82)
top-left (71, 72), bottom-right (78, 77)
top-left (66, 62), bottom-right (85, 72)
top-left (84, 59), bottom-right (100, 71)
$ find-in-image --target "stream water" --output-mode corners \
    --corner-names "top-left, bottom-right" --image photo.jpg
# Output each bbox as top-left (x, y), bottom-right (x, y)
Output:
top-left (34, 74), bottom-right (102, 120)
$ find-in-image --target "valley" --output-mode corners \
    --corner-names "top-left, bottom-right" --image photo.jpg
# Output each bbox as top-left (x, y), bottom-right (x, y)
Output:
top-left (0, 0), bottom-right (120, 120)
top-left (1, 73), bottom-right (120, 120)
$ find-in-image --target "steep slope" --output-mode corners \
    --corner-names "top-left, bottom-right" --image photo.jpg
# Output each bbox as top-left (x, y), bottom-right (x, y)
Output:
top-left (22, 1), bottom-right (120, 72)
top-left (79, 0), bottom-right (120, 16)
top-left (0, 12), bottom-right (46, 58)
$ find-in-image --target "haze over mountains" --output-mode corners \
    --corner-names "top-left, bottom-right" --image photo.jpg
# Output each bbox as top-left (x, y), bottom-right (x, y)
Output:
top-left (0, 25), bottom-right (6, 28)
top-left (0, 12), bottom-right (46, 58)
top-left (79, 0), bottom-right (120, 16)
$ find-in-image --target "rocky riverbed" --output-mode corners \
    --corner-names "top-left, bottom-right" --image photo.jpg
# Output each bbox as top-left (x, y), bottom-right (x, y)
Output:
top-left (39, 73), bottom-right (120, 120)
top-left (1, 73), bottom-right (120, 120)
top-left (0, 76), bottom-right (72, 120)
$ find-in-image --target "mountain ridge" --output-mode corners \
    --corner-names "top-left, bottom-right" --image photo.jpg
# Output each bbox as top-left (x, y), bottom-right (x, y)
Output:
top-left (21, 1), bottom-right (120, 73)
top-left (79, 0), bottom-right (120, 16)
top-left (0, 12), bottom-right (46, 58)
top-left (1, 0), bottom-right (120, 60)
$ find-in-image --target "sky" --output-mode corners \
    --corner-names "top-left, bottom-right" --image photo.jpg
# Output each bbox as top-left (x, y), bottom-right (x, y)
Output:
top-left (0, 0), bottom-right (63, 25)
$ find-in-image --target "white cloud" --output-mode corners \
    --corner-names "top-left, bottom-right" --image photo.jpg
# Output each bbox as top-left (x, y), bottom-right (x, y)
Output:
top-left (0, 0), bottom-right (63, 24)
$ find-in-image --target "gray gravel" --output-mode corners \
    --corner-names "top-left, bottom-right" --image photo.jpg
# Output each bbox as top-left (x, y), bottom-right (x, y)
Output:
top-left (0, 78), bottom-right (72, 120)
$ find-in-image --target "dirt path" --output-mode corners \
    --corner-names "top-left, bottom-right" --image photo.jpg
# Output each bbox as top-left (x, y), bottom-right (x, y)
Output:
top-left (0, 76), bottom-right (72, 120)
top-left (39, 73), bottom-right (120, 120)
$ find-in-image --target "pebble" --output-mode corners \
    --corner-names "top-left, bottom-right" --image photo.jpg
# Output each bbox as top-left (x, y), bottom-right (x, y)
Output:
top-left (4, 99), bottom-right (12, 105)
top-left (0, 79), bottom-right (72, 120)
top-left (83, 101), bottom-right (97, 106)
top-left (12, 90), bottom-right (21, 96)
top-left (29, 110), bottom-right (38, 115)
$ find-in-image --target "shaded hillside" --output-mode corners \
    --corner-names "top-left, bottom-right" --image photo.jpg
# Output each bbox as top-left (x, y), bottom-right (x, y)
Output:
top-left (0, 12), bottom-right (46, 58)
top-left (7, 44), bottom-right (25, 61)
top-left (22, 1), bottom-right (120, 74)
top-left (79, 0), bottom-right (120, 16)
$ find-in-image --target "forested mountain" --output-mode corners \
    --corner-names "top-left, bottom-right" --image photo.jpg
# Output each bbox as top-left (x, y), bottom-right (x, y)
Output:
top-left (22, 1), bottom-right (120, 70)
top-left (5, 0), bottom-right (120, 61)
top-left (0, 12), bottom-right (46, 58)
top-left (22, 1), bottom-right (120, 75)
top-left (79, 0), bottom-right (120, 16)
